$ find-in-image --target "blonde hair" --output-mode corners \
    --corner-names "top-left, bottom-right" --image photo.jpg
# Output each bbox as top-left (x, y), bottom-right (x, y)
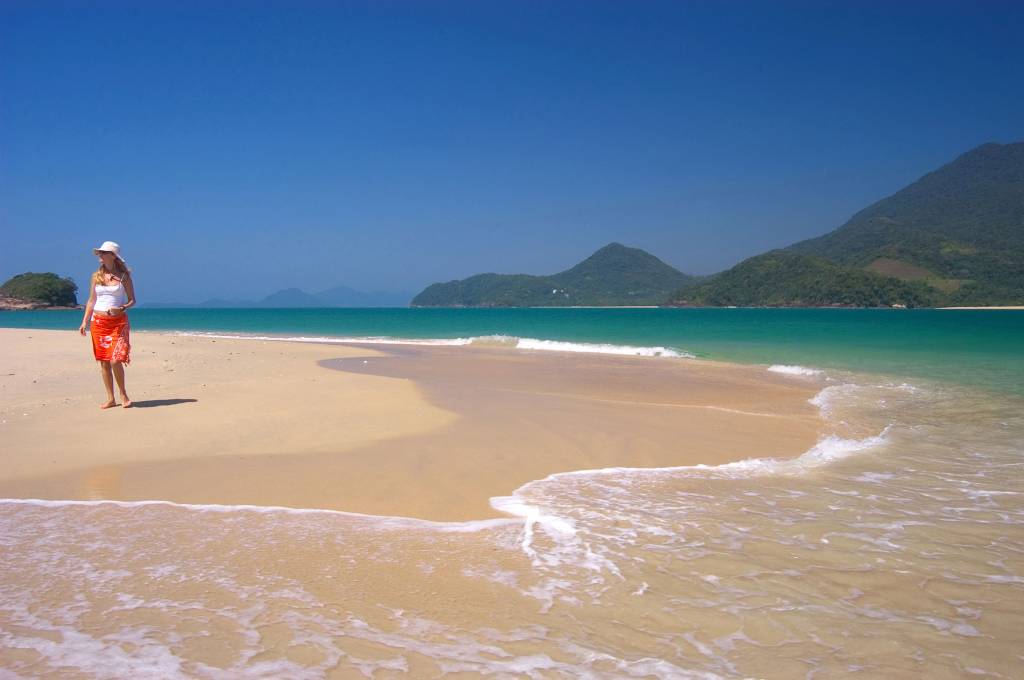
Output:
top-left (91, 257), bottom-right (132, 287)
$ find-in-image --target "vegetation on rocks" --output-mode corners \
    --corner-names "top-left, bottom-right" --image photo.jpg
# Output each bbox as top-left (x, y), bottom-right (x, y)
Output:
top-left (669, 252), bottom-right (936, 308)
top-left (413, 243), bottom-right (694, 307)
top-left (786, 142), bottom-right (1024, 305)
top-left (1, 272), bottom-right (78, 307)
top-left (671, 141), bottom-right (1023, 307)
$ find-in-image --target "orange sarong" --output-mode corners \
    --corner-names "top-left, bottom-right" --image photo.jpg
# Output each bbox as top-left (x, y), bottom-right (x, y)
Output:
top-left (91, 312), bottom-right (131, 364)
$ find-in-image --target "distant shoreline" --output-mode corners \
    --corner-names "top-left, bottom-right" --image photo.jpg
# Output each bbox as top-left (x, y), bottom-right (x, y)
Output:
top-left (938, 306), bottom-right (1024, 310)
top-left (4, 303), bottom-right (1023, 312)
top-left (0, 303), bottom-right (81, 311)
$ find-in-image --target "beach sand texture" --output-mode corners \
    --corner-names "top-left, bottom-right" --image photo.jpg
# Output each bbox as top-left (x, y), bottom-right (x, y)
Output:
top-left (2, 328), bottom-right (1022, 677)
top-left (0, 329), bottom-right (821, 520)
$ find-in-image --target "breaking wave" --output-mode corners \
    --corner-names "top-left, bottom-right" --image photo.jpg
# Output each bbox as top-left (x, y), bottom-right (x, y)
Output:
top-left (176, 332), bottom-right (694, 358)
top-left (768, 364), bottom-right (824, 376)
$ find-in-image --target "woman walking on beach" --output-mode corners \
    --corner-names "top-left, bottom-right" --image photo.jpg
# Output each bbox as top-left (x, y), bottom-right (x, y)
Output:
top-left (79, 241), bottom-right (136, 409)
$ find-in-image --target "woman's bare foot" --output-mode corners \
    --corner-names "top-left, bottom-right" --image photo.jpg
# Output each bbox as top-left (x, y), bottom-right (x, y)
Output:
top-left (122, 397), bottom-right (133, 408)
top-left (100, 400), bottom-right (117, 409)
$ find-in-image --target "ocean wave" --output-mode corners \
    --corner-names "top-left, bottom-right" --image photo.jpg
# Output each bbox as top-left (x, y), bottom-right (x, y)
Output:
top-left (513, 338), bottom-right (692, 357)
top-left (487, 373), bottom-right (895, 572)
top-left (7, 355), bottom-right (892, 581)
top-left (767, 364), bottom-right (824, 376)
top-left (176, 331), bottom-right (694, 358)
top-left (492, 418), bottom-right (892, 573)
top-left (0, 589), bottom-right (707, 680)
top-left (716, 428), bottom-right (892, 476)
top-left (465, 334), bottom-right (521, 347)
top-left (808, 382), bottom-right (860, 416)
top-left (501, 426), bottom-right (892, 495)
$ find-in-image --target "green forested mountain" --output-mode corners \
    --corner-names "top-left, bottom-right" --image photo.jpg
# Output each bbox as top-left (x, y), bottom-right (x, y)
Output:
top-left (670, 141), bottom-right (1023, 307)
top-left (671, 252), bottom-right (936, 308)
top-left (412, 243), bottom-right (694, 307)
top-left (417, 142), bottom-right (1022, 309)
top-left (787, 142), bottom-right (1024, 305)
top-left (1, 272), bottom-right (78, 307)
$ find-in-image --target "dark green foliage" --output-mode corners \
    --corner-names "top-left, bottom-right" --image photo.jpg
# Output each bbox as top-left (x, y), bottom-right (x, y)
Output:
top-left (670, 252), bottom-right (937, 308)
top-left (414, 274), bottom-right (558, 307)
top-left (1, 272), bottom-right (78, 306)
top-left (419, 142), bottom-right (1024, 308)
top-left (412, 243), bottom-right (694, 307)
top-left (787, 142), bottom-right (1024, 304)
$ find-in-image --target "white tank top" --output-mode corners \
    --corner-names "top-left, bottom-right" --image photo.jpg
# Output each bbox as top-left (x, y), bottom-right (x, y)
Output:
top-left (94, 280), bottom-right (128, 313)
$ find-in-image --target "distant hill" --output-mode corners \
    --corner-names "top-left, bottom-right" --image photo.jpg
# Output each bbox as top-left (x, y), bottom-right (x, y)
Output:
top-left (412, 243), bottom-right (694, 307)
top-left (145, 286), bottom-right (413, 308)
top-left (259, 288), bottom-right (322, 307)
top-left (670, 141), bottom-right (1024, 307)
top-left (787, 141), bottom-right (1024, 305)
top-left (671, 252), bottom-right (936, 308)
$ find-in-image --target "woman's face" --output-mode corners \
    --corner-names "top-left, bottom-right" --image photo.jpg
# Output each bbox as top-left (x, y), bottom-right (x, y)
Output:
top-left (97, 251), bottom-right (116, 268)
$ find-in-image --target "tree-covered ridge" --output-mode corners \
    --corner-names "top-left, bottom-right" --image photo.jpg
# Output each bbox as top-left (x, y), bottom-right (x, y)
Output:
top-left (412, 243), bottom-right (694, 307)
top-left (1, 272), bottom-right (78, 307)
top-left (417, 142), bottom-right (1024, 309)
top-left (669, 252), bottom-right (936, 308)
top-left (787, 141), bottom-right (1024, 305)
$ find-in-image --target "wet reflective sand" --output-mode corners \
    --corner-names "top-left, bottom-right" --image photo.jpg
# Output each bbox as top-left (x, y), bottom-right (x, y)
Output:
top-left (1, 332), bottom-right (1022, 678)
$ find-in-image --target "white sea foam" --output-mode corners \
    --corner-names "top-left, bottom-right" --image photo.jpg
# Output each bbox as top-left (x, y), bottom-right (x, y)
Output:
top-left (808, 383), bottom-right (860, 415)
top-left (854, 471), bottom-right (897, 484)
top-left (0, 497), bottom-right (517, 533)
top-left (786, 429), bottom-right (892, 468)
top-left (704, 429), bottom-right (891, 479)
top-left (466, 334), bottom-right (521, 347)
top-left (488, 495), bottom-right (623, 596)
top-left (174, 331), bottom-right (694, 358)
top-left (514, 338), bottom-right (693, 358)
top-left (3, 586), bottom-right (697, 680)
top-left (489, 496), bottom-right (578, 565)
top-left (502, 428), bottom-right (891, 492)
top-left (488, 417), bottom-right (893, 577)
top-left (768, 364), bottom-right (824, 376)
top-left (3, 361), bottom-right (1018, 679)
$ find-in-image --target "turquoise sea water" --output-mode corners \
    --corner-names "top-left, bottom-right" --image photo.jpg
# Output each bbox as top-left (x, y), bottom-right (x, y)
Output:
top-left (2, 307), bottom-right (1022, 394)
top-left (4, 307), bottom-right (1024, 676)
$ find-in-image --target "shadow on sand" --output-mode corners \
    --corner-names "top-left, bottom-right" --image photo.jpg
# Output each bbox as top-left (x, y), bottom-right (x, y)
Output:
top-left (129, 398), bottom-right (198, 409)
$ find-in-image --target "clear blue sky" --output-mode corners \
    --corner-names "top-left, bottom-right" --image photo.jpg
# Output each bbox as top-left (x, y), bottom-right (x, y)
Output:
top-left (2, 1), bottom-right (1022, 303)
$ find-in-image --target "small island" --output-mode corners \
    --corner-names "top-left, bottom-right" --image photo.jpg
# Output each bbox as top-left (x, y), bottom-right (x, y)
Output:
top-left (0, 272), bottom-right (80, 310)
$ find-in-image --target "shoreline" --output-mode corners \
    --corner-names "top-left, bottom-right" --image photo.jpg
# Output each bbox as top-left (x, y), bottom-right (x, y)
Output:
top-left (0, 328), bottom-right (825, 521)
top-left (937, 305), bottom-right (1024, 310)
top-left (5, 328), bottom-right (1022, 677)
top-left (0, 304), bottom-right (82, 311)
top-left (4, 305), bottom-right (1023, 314)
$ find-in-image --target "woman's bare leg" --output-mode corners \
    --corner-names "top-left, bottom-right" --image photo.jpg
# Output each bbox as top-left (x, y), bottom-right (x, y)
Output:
top-left (99, 361), bottom-right (116, 408)
top-left (111, 361), bottom-right (132, 408)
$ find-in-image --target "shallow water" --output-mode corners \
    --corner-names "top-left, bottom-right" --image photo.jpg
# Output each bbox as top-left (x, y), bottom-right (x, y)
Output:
top-left (4, 308), bottom-right (1023, 394)
top-left (2, 365), bottom-right (1022, 678)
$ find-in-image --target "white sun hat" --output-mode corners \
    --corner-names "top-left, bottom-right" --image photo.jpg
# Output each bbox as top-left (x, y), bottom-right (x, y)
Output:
top-left (92, 241), bottom-right (125, 262)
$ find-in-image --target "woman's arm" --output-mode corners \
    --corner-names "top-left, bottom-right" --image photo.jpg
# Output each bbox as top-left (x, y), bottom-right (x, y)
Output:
top-left (121, 274), bottom-right (136, 311)
top-left (79, 284), bottom-right (96, 334)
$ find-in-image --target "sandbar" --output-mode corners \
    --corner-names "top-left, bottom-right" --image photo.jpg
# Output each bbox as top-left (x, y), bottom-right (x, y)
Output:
top-left (0, 328), bottom-right (825, 520)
